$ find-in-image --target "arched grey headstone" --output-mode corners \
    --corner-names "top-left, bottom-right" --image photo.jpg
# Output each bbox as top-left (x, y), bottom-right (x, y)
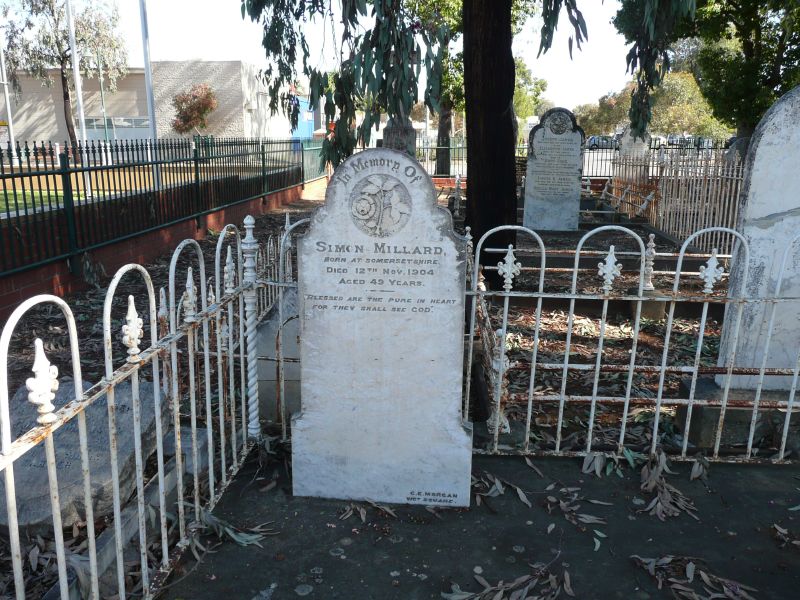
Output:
top-left (717, 85), bottom-right (800, 390)
top-left (523, 107), bottom-right (585, 231)
top-left (292, 148), bottom-right (472, 506)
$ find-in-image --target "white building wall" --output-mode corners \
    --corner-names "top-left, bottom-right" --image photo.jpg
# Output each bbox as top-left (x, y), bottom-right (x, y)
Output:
top-left (152, 60), bottom-right (246, 138)
top-left (1, 61), bottom-right (295, 144)
top-left (240, 62), bottom-right (293, 139)
top-left (0, 69), bottom-right (148, 144)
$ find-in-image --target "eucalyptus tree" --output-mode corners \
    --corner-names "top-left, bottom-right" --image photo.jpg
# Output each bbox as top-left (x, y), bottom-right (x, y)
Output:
top-left (2, 0), bottom-right (128, 148)
top-left (616, 0), bottom-right (800, 138)
top-left (242, 0), bottom-right (696, 261)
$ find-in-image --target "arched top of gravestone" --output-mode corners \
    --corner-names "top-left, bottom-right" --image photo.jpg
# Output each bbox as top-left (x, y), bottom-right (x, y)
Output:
top-left (740, 84), bottom-right (800, 224)
top-left (528, 107), bottom-right (585, 147)
top-left (307, 148), bottom-right (466, 246)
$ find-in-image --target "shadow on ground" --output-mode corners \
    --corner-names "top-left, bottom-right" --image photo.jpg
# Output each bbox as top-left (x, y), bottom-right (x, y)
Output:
top-left (162, 453), bottom-right (800, 600)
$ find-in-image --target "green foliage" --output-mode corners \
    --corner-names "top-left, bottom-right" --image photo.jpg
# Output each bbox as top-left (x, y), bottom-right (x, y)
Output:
top-left (409, 0), bottom-right (536, 116)
top-left (512, 57), bottom-right (547, 121)
top-left (608, 0), bottom-right (697, 138)
top-left (575, 72), bottom-right (730, 138)
top-left (243, 0), bottom-right (717, 166)
top-left (667, 37), bottom-right (702, 73)
top-left (171, 84), bottom-right (219, 135)
top-left (2, 0), bottom-right (128, 94)
top-left (616, 0), bottom-right (800, 136)
top-left (574, 83), bottom-right (634, 135)
top-left (242, 0), bottom-right (448, 167)
top-left (650, 71), bottom-right (730, 138)
top-left (572, 103), bottom-right (601, 136)
top-left (691, 1), bottom-right (800, 134)
top-left (535, 98), bottom-right (554, 118)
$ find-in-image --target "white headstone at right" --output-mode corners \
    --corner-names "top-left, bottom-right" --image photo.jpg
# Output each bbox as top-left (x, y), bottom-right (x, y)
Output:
top-left (523, 108), bottom-right (584, 231)
top-left (717, 85), bottom-right (800, 390)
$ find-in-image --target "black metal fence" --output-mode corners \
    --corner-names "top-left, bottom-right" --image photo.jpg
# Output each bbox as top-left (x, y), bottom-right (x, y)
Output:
top-left (412, 137), bottom-right (731, 180)
top-left (0, 137), bottom-right (326, 277)
top-left (581, 138), bottom-right (730, 179)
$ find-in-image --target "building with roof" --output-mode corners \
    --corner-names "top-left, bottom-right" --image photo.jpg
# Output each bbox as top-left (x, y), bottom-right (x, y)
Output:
top-left (0, 60), bottom-right (315, 144)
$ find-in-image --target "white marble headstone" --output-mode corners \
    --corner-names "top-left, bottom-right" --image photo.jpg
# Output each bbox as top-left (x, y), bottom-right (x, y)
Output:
top-left (523, 108), bottom-right (584, 231)
top-left (717, 85), bottom-right (800, 390)
top-left (292, 148), bottom-right (473, 506)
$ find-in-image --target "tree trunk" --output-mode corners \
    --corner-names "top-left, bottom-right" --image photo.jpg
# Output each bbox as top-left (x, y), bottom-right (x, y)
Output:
top-left (463, 0), bottom-right (516, 279)
top-left (59, 61), bottom-right (78, 150)
top-left (736, 122), bottom-right (754, 139)
top-left (435, 98), bottom-right (453, 176)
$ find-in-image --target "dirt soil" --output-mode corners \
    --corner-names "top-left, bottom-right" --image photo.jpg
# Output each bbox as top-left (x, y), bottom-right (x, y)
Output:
top-left (161, 453), bottom-right (800, 600)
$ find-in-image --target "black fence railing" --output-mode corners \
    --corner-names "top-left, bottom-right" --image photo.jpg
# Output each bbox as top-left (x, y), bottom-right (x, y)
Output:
top-left (411, 137), bottom-right (731, 180)
top-left (0, 137), bottom-right (327, 277)
top-left (580, 138), bottom-right (730, 180)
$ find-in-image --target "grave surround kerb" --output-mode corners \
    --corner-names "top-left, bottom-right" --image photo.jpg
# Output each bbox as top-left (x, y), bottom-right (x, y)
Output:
top-left (291, 148), bottom-right (473, 507)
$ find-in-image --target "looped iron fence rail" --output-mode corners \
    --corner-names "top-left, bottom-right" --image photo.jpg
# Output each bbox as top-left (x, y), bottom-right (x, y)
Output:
top-left (0, 212), bottom-right (299, 599)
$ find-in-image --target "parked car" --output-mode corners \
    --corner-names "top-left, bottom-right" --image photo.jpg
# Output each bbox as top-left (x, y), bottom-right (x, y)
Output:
top-left (666, 134), bottom-right (687, 147)
top-left (586, 135), bottom-right (619, 150)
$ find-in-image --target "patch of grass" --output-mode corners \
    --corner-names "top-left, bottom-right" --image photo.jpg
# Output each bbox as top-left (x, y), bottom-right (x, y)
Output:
top-left (0, 189), bottom-right (89, 214)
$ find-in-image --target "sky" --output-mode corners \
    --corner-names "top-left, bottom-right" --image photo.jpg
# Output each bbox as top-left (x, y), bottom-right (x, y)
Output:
top-left (118, 0), bottom-right (633, 111)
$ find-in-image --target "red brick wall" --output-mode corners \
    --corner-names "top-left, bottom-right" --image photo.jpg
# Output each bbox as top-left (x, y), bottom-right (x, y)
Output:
top-left (0, 179), bottom-right (326, 322)
top-left (430, 176), bottom-right (467, 194)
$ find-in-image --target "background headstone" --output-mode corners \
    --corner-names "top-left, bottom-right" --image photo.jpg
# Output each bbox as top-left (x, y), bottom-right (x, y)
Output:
top-left (724, 137), bottom-right (750, 163)
top-left (717, 85), bottom-right (800, 390)
top-left (382, 116), bottom-right (417, 156)
top-left (0, 379), bottom-right (167, 533)
top-left (618, 125), bottom-right (650, 158)
top-left (523, 107), bottom-right (584, 231)
top-left (292, 148), bottom-right (472, 506)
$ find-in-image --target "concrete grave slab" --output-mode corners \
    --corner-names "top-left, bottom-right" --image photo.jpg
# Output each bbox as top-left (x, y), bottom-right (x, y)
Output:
top-left (0, 379), bottom-right (167, 533)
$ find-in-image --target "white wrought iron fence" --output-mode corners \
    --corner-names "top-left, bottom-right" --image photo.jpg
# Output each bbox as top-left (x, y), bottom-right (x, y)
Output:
top-left (0, 215), bottom-right (278, 599)
top-left (606, 153), bottom-right (745, 255)
top-left (656, 153), bottom-right (744, 255)
top-left (6, 214), bottom-right (800, 598)
top-left (265, 220), bottom-right (800, 466)
top-left (465, 225), bottom-right (800, 464)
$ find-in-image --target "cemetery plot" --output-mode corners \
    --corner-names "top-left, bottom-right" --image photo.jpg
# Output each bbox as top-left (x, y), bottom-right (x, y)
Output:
top-left (469, 216), bottom-right (798, 461)
top-left (474, 303), bottom-right (727, 454)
